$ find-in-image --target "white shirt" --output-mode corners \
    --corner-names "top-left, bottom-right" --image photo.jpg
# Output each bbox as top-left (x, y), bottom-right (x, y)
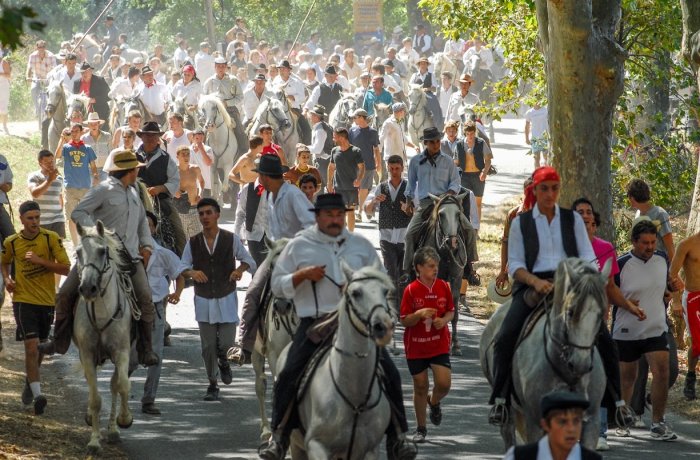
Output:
top-left (173, 47), bottom-right (188, 69)
top-left (437, 84), bottom-right (456, 117)
top-left (365, 180), bottom-right (409, 244)
top-left (309, 121), bottom-right (328, 160)
top-left (59, 68), bottom-right (81, 95)
top-left (341, 62), bottom-right (362, 81)
top-left (271, 225), bottom-right (381, 318)
top-left (379, 116), bottom-right (407, 161)
top-left (202, 74), bottom-right (243, 109)
top-left (443, 39), bottom-right (465, 58)
top-left (171, 79), bottom-right (202, 107)
top-left (189, 144), bottom-right (214, 190)
top-left (234, 180), bottom-right (269, 242)
top-left (508, 205), bottom-right (595, 277)
top-left (163, 129), bottom-right (192, 161)
top-left (147, 242), bottom-right (181, 303)
top-left (243, 87), bottom-right (273, 122)
top-left (445, 91), bottom-right (480, 123)
top-left (179, 231), bottom-right (256, 324)
top-left (109, 77), bottom-right (137, 100)
top-left (195, 51), bottom-right (215, 83)
top-left (503, 435), bottom-right (582, 460)
top-left (273, 75), bottom-right (306, 109)
top-left (268, 182), bottom-right (316, 240)
top-left (463, 46), bottom-right (494, 69)
top-left (525, 105), bottom-right (549, 139)
top-left (137, 81), bottom-right (170, 116)
top-left (398, 48), bottom-right (420, 70)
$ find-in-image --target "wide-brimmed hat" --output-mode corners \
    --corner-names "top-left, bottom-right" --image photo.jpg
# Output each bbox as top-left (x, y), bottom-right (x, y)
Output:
top-left (417, 56), bottom-right (430, 65)
top-left (214, 56), bottom-right (227, 65)
top-left (309, 104), bottom-right (327, 118)
top-left (487, 279), bottom-right (512, 304)
top-left (133, 57), bottom-right (145, 65)
top-left (252, 155), bottom-right (289, 175)
top-left (420, 127), bottom-right (441, 141)
top-left (79, 62), bottom-right (94, 71)
top-left (458, 73), bottom-right (473, 84)
top-left (253, 74), bottom-right (267, 81)
top-left (324, 64), bottom-right (337, 75)
top-left (106, 150), bottom-right (146, 172)
top-left (137, 121), bottom-right (165, 136)
top-left (276, 60), bottom-right (292, 69)
top-left (141, 65), bottom-right (154, 75)
top-left (351, 108), bottom-right (368, 118)
top-left (309, 193), bottom-right (352, 212)
top-left (86, 112), bottom-right (104, 124)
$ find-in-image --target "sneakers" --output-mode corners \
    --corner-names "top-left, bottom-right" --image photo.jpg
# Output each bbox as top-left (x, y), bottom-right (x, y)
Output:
top-left (488, 402), bottom-right (509, 426)
top-left (203, 384), bottom-right (219, 401)
top-left (428, 395), bottom-right (442, 426)
top-left (33, 395), bottom-right (47, 415)
top-left (650, 421), bottom-right (677, 441)
top-left (218, 359), bottom-right (233, 385)
top-left (596, 436), bottom-right (610, 451)
top-left (412, 426), bottom-right (427, 443)
top-left (21, 379), bottom-right (33, 406)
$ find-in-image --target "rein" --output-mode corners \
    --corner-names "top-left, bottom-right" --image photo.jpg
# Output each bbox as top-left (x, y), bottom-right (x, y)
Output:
top-left (433, 199), bottom-right (468, 267)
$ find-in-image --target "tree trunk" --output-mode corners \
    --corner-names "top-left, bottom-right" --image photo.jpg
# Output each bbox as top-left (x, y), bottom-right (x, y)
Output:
top-left (535, 0), bottom-right (626, 242)
top-left (681, 0), bottom-right (700, 235)
top-left (635, 52), bottom-right (671, 138)
top-left (203, 0), bottom-right (217, 47)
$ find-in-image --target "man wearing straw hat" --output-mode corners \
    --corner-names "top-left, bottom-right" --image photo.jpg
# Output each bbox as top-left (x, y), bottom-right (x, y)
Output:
top-left (39, 150), bottom-right (160, 367)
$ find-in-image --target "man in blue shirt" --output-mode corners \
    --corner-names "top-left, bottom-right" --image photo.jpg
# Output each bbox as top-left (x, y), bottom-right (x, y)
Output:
top-left (57, 123), bottom-right (98, 246)
top-left (401, 127), bottom-right (476, 275)
top-left (349, 109), bottom-right (381, 221)
top-left (362, 75), bottom-right (393, 117)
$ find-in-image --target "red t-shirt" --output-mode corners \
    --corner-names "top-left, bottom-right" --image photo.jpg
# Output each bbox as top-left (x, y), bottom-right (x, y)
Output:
top-left (79, 79), bottom-right (91, 96)
top-left (262, 143), bottom-right (281, 157)
top-left (400, 278), bottom-right (454, 359)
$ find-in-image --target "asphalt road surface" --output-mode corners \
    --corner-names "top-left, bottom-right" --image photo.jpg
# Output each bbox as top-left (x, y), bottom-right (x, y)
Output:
top-left (43, 117), bottom-right (700, 458)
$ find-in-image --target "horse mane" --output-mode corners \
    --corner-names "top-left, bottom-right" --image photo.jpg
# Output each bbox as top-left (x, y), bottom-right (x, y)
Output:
top-left (264, 237), bottom-right (289, 265)
top-left (199, 94), bottom-right (233, 129)
top-left (349, 265), bottom-right (392, 289)
top-left (79, 225), bottom-right (131, 271)
top-left (48, 79), bottom-right (64, 94)
top-left (68, 92), bottom-right (91, 108)
top-left (554, 258), bottom-right (606, 321)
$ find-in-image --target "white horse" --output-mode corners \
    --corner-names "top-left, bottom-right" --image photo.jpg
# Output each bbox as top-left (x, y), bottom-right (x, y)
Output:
top-left (286, 263), bottom-right (395, 459)
top-left (328, 95), bottom-right (358, 129)
top-left (67, 93), bottom-right (91, 122)
top-left (46, 80), bottom-right (68, 152)
top-left (480, 258), bottom-right (609, 450)
top-left (432, 52), bottom-right (459, 81)
top-left (73, 222), bottom-right (134, 455)
top-left (250, 239), bottom-right (299, 442)
top-left (407, 85), bottom-right (436, 145)
top-left (199, 94), bottom-right (240, 206)
top-left (249, 96), bottom-right (299, 165)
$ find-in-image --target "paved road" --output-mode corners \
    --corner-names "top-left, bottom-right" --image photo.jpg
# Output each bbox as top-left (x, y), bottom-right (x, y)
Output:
top-left (43, 118), bottom-right (700, 459)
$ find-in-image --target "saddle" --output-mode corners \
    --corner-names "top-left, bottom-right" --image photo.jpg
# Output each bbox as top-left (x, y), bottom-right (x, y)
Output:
top-left (295, 312), bottom-right (340, 402)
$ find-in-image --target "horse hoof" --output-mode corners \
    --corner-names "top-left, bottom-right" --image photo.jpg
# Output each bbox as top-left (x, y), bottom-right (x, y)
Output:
top-left (84, 413), bottom-right (92, 426)
top-left (451, 344), bottom-right (463, 356)
top-left (107, 431), bottom-right (121, 444)
top-left (117, 415), bottom-right (133, 429)
top-left (87, 443), bottom-right (102, 455)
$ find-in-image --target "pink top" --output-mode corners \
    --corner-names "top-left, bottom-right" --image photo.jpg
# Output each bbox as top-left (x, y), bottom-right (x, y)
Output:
top-left (591, 236), bottom-right (619, 277)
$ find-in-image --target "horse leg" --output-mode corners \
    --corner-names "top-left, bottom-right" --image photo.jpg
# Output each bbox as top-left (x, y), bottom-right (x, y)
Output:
top-left (304, 438), bottom-right (329, 460)
top-left (252, 350), bottom-right (271, 441)
top-left (450, 277), bottom-right (462, 357)
top-left (290, 430), bottom-right (308, 460)
top-left (107, 369), bottom-right (120, 444)
top-left (581, 407), bottom-right (600, 450)
top-left (115, 348), bottom-right (133, 429)
top-left (81, 353), bottom-right (103, 454)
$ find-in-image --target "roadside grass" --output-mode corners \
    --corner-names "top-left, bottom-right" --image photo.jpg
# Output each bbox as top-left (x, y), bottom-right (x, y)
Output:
top-left (2, 132), bottom-right (42, 233)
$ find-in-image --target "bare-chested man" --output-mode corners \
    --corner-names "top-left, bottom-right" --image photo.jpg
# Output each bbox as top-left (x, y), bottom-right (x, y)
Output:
top-left (228, 135), bottom-right (263, 185)
top-left (670, 231), bottom-right (700, 400)
top-left (175, 146), bottom-right (204, 238)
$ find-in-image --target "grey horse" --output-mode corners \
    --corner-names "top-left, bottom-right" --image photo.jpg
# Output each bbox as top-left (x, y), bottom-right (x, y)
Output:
top-left (248, 96), bottom-right (299, 166)
top-left (480, 258), bottom-right (610, 450)
top-left (46, 80), bottom-right (68, 153)
top-left (328, 95), bottom-right (358, 129)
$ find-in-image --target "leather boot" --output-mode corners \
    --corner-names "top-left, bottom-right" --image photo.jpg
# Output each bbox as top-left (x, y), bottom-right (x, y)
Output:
top-left (138, 320), bottom-right (160, 367)
top-left (38, 313), bottom-right (74, 355)
top-left (684, 371), bottom-right (697, 400)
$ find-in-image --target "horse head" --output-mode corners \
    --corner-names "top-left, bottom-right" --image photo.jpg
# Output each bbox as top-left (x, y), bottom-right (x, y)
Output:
top-left (407, 85), bottom-right (424, 115)
top-left (76, 221), bottom-right (117, 301)
top-left (429, 193), bottom-right (467, 251)
top-left (266, 98), bottom-right (292, 131)
top-left (550, 257), bottom-right (610, 377)
top-left (341, 261), bottom-right (395, 346)
top-left (68, 93), bottom-right (90, 121)
top-left (198, 95), bottom-right (233, 132)
top-left (46, 81), bottom-right (66, 118)
top-left (263, 236), bottom-right (290, 266)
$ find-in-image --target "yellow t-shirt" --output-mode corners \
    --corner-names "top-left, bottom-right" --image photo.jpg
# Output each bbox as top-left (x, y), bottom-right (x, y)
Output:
top-left (1, 228), bottom-right (70, 307)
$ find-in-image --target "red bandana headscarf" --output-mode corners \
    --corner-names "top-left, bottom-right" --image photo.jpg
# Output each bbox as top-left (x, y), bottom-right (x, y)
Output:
top-left (523, 166), bottom-right (560, 210)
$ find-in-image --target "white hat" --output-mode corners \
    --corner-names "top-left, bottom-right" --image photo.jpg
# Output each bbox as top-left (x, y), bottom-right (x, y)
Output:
top-left (314, 48), bottom-right (324, 56)
top-left (86, 112), bottom-right (105, 123)
top-left (487, 279), bottom-right (512, 304)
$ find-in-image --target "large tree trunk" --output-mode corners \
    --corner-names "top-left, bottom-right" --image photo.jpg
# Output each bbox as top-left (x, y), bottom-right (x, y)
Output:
top-left (203, 0), bottom-right (217, 47)
top-left (681, 0), bottom-right (700, 235)
top-left (535, 0), bottom-right (626, 241)
top-left (635, 52), bottom-right (671, 138)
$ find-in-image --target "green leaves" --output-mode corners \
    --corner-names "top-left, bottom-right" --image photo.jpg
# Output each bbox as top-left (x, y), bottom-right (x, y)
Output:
top-left (0, 2), bottom-right (45, 50)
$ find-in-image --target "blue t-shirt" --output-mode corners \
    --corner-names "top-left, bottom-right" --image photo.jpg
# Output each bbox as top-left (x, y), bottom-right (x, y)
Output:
top-left (362, 89), bottom-right (393, 117)
top-left (349, 126), bottom-right (380, 170)
top-left (61, 143), bottom-right (97, 189)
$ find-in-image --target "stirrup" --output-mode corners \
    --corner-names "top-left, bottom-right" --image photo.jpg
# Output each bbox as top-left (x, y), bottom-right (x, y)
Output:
top-left (615, 403), bottom-right (635, 429)
top-left (488, 402), bottom-right (509, 426)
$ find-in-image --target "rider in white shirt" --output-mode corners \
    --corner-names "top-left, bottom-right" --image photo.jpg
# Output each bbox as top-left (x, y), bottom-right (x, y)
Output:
top-left (137, 65), bottom-right (170, 118)
top-left (170, 64), bottom-right (202, 108)
top-left (462, 40), bottom-right (494, 71)
top-left (445, 74), bottom-right (480, 124)
top-left (108, 66), bottom-right (140, 100)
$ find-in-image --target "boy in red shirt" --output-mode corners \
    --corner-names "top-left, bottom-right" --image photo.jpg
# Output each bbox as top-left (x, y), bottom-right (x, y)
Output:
top-left (400, 246), bottom-right (454, 444)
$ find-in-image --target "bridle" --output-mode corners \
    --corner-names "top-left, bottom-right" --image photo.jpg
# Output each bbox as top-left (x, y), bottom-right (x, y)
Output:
top-left (433, 198), bottom-right (467, 267)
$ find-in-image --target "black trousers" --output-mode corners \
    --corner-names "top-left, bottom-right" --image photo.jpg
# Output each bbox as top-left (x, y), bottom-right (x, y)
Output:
top-left (380, 240), bottom-right (405, 313)
top-left (247, 237), bottom-right (268, 269)
top-left (597, 322), bottom-right (622, 409)
top-left (271, 317), bottom-right (409, 435)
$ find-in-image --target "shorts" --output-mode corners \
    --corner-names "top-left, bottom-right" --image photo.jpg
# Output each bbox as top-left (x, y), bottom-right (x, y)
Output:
top-left (531, 136), bottom-right (548, 153)
top-left (616, 331), bottom-right (669, 362)
top-left (460, 171), bottom-right (485, 197)
top-left (406, 353), bottom-right (451, 375)
top-left (682, 290), bottom-right (700, 338)
top-left (337, 189), bottom-right (358, 207)
top-left (13, 302), bottom-right (54, 341)
top-left (360, 169), bottom-right (375, 190)
top-left (42, 222), bottom-right (66, 239)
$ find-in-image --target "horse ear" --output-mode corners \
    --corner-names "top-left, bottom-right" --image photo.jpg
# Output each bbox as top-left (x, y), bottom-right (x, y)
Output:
top-left (264, 235), bottom-right (274, 250)
top-left (76, 222), bottom-right (85, 237)
top-left (341, 260), bottom-right (354, 285)
top-left (428, 193), bottom-right (440, 203)
top-left (601, 258), bottom-right (612, 280)
top-left (456, 191), bottom-right (468, 203)
top-left (95, 220), bottom-right (105, 237)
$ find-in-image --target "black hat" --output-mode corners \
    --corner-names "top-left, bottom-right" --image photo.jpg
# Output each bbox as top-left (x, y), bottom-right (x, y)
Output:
top-left (381, 58), bottom-right (394, 67)
top-left (137, 121), bottom-right (165, 136)
top-left (276, 60), bottom-right (292, 69)
top-left (324, 64), bottom-right (337, 75)
top-left (309, 104), bottom-right (326, 118)
top-left (420, 127), bottom-right (441, 141)
top-left (540, 391), bottom-right (590, 418)
top-left (252, 155), bottom-right (289, 175)
top-left (309, 193), bottom-right (352, 212)
top-left (79, 62), bottom-right (94, 71)
top-left (253, 74), bottom-right (267, 81)
top-left (140, 65), bottom-right (154, 75)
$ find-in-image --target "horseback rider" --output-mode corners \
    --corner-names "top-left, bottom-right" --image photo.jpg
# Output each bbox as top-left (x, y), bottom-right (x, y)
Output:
top-left (409, 56), bottom-right (444, 131)
top-left (488, 166), bottom-right (596, 425)
top-left (400, 127), bottom-right (477, 281)
top-left (273, 60), bottom-right (312, 145)
top-left (258, 193), bottom-right (417, 460)
top-left (38, 150), bottom-right (160, 367)
top-left (137, 66), bottom-right (169, 126)
top-left (202, 56), bottom-right (247, 151)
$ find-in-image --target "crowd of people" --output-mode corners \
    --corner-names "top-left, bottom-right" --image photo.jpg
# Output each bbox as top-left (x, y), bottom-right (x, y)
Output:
top-left (0, 14), bottom-right (693, 460)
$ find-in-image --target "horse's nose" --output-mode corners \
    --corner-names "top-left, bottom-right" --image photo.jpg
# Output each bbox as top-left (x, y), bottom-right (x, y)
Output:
top-left (79, 283), bottom-right (98, 299)
top-left (371, 321), bottom-right (387, 340)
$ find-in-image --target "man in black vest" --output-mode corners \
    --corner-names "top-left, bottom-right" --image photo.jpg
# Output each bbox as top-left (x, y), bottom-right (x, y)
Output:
top-left (307, 104), bottom-right (335, 191)
top-left (364, 155), bottom-right (411, 308)
top-left (180, 198), bottom-right (256, 401)
top-left (234, 177), bottom-right (269, 267)
top-left (304, 64), bottom-right (343, 117)
top-left (488, 166), bottom-right (596, 425)
top-left (136, 121), bottom-right (186, 254)
top-left (503, 391), bottom-right (602, 460)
